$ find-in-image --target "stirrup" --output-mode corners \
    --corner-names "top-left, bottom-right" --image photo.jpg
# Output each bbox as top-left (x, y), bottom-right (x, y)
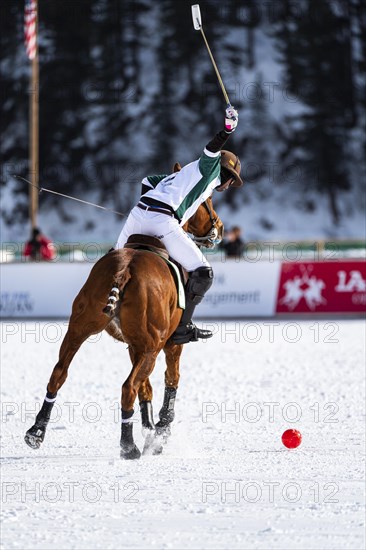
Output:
top-left (171, 322), bottom-right (213, 344)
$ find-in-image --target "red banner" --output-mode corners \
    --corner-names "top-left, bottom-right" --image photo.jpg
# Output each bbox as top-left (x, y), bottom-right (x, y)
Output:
top-left (276, 261), bottom-right (366, 313)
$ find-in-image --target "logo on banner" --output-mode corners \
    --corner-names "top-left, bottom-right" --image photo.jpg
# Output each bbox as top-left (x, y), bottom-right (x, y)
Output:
top-left (335, 271), bottom-right (366, 293)
top-left (279, 265), bottom-right (326, 311)
top-left (0, 292), bottom-right (34, 316)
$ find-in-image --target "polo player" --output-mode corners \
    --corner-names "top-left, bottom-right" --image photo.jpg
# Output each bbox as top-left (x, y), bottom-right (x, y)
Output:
top-left (115, 106), bottom-right (243, 344)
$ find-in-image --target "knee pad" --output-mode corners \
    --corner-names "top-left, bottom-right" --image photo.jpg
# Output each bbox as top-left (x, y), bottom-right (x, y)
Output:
top-left (186, 267), bottom-right (214, 303)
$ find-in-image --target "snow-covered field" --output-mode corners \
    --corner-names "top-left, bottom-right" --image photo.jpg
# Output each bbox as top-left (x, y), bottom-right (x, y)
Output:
top-left (1, 319), bottom-right (365, 550)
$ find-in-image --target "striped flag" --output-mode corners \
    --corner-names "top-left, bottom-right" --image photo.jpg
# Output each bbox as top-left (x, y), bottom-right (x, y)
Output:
top-left (24, 0), bottom-right (37, 60)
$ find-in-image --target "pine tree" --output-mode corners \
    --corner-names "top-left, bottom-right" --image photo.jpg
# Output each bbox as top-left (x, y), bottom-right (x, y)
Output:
top-left (273, 0), bottom-right (359, 224)
top-left (0, 0), bottom-right (30, 224)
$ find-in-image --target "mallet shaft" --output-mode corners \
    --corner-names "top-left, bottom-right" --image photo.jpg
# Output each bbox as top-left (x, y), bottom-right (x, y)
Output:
top-left (200, 27), bottom-right (230, 106)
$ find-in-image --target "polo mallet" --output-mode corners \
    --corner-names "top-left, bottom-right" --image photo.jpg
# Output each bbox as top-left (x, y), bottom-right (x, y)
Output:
top-left (191, 4), bottom-right (231, 107)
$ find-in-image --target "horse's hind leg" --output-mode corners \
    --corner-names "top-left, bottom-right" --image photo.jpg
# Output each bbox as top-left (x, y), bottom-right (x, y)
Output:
top-left (138, 378), bottom-right (155, 432)
top-left (120, 349), bottom-right (159, 460)
top-left (25, 304), bottom-right (109, 449)
top-left (156, 343), bottom-right (183, 440)
top-left (137, 377), bottom-right (166, 456)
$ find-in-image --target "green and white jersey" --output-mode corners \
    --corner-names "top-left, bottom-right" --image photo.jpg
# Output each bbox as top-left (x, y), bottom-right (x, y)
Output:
top-left (141, 148), bottom-right (221, 225)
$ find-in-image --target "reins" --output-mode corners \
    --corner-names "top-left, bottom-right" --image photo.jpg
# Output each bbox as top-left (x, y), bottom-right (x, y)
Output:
top-left (191, 200), bottom-right (221, 248)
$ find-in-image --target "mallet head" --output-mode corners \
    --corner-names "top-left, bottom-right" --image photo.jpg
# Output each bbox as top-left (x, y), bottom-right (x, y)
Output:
top-left (191, 4), bottom-right (202, 30)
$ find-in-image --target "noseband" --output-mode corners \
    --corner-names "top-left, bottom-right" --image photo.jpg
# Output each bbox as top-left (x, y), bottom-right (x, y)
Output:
top-left (191, 200), bottom-right (222, 249)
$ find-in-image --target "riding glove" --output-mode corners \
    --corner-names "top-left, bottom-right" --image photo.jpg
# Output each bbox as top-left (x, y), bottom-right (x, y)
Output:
top-left (225, 105), bottom-right (238, 133)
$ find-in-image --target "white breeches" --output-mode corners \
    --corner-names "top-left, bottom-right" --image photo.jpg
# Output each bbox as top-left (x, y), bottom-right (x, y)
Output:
top-left (115, 207), bottom-right (210, 272)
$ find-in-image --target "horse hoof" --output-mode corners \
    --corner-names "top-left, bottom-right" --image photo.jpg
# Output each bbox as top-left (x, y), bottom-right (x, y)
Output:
top-left (142, 431), bottom-right (164, 456)
top-left (120, 444), bottom-right (141, 460)
top-left (24, 426), bottom-right (45, 449)
top-left (155, 423), bottom-right (171, 443)
top-left (152, 443), bottom-right (163, 455)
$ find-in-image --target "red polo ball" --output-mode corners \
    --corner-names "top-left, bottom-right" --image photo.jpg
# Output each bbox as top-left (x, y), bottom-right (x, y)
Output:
top-left (282, 429), bottom-right (302, 449)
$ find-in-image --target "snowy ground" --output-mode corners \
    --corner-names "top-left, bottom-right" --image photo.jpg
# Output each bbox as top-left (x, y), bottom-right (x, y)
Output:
top-left (1, 319), bottom-right (365, 550)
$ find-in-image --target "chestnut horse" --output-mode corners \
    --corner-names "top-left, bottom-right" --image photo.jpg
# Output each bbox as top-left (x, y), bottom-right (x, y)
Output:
top-left (25, 197), bottom-right (223, 459)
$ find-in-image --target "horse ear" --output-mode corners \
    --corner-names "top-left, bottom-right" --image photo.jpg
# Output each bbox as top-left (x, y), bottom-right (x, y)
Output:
top-left (173, 162), bottom-right (182, 173)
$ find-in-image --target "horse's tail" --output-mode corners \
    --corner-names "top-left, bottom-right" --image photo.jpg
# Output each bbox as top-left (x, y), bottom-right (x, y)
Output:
top-left (103, 264), bottom-right (132, 317)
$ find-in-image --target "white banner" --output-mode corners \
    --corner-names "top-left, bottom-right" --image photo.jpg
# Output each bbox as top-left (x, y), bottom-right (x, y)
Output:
top-left (0, 262), bottom-right (93, 318)
top-left (200, 261), bottom-right (281, 317)
top-left (0, 260), bottom-right (281, 318)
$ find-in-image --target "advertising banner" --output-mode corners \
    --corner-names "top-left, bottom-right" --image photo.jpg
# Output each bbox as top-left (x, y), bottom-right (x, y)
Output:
top-left (199, 261), bottom-right (281, 317)
top-left (0, 262), bottom-right (92, 318)
top-left (1, 260), bottom-right (364, 318)
top-left (1, 260), bottom-right (282, 318)
top-left (276, 261), bottom-right (366, 314)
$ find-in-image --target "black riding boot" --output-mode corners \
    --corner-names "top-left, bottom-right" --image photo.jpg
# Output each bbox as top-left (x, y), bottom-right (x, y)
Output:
top-left (171, 267), bottom-right (214, 344)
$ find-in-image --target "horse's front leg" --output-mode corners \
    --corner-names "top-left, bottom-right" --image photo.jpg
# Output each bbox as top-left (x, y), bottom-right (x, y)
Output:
top-left (120, 350), bottom-right (158, 460)
top-left (155, 343), bottom-right (183, 441)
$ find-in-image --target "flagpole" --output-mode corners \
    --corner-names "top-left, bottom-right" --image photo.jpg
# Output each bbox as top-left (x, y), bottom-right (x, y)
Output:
top-left (29, 0), bottom-right (39, 229)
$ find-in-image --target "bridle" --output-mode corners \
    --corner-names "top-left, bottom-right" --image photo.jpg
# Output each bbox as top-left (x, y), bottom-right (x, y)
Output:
top-left (191, 200), bottom-right (222, 249)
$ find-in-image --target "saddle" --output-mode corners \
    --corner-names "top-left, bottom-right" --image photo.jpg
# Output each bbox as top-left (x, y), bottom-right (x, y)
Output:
top-left (124, 234), bottom-right (170, 261)
top-left (124, 234), bottom-right (188, 308)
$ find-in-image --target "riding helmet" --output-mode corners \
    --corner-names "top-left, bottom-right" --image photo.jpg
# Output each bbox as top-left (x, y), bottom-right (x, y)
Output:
top-left (217, 150), bottom-right (243, 191)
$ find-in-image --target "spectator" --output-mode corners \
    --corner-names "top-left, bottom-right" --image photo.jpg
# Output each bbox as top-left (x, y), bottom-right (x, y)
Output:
top-left (24, 227), bottom-right (55, 261)
top-left (220, 225), bottom-right (245, 259)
